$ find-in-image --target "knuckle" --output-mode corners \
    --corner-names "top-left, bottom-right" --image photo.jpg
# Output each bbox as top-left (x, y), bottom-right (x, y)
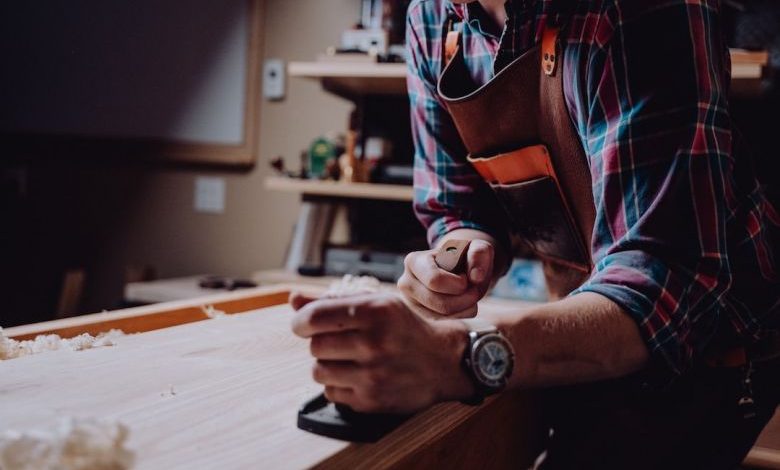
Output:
top-left (291, 312), bottom-right (311, 337)
top-left (365, 367), bottom-right (387, 390)
top-left (323, 386), bottom-right (338, 402)
top-left (474, 242), bottom-right (492, 255)
top-left (363, 384), bottom-right (381, 401)
top-left (358, 336), bottom-right (381, 362)
top-left (403, 252), bottom-right (416, 270)
top-left (309, 338), bottom-right (320, 357)
top-left (311, 362), bottom-right (325, 383)
top-left (396, 274), bottom-right (411, 294)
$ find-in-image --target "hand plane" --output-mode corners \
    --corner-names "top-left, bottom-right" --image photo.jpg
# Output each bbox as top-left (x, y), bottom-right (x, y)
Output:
top-left (296, 240), bottom-right (471, 442)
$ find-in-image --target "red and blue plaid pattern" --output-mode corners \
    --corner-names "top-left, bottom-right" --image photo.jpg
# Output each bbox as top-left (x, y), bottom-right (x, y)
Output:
top-left (406, 0), bottom-right (780, 375)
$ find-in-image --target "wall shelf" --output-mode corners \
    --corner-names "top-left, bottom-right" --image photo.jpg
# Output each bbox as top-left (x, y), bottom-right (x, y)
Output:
top-left (288, 61), bottom-right (407, 100)
top-left (265, 176), bottom-right (413, 202)
top-left (730, 49), bottom-right (769, 79)
top-left (289, 49), bottom-right (766, 101)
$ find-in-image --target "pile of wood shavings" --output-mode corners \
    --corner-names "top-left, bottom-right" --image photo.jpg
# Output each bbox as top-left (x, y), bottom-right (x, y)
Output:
top-left (0, 327), bottom-right (125, 361)
top-left (323, 275), bottom-right (382, 298)
top-left (0, 418), bottom-right (134, 470)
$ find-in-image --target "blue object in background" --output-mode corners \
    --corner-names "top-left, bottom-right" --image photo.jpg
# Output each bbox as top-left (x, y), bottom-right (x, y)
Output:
top-left (489, 259), bottom-right (548, 302)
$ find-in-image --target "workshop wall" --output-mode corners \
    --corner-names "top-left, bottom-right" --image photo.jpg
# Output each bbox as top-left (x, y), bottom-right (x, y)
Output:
top-left (1, 0), bottom-right (358, 325)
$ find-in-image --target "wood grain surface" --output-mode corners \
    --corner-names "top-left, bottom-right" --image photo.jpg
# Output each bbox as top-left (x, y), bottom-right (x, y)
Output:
top-left (0, 295), bottom-right (540, 469)
top-left (7, 288), bottom-right (774, 468)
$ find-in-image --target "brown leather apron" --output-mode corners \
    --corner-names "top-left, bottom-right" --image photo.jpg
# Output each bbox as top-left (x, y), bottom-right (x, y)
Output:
top-left (437, 23), bottom-right (596, 299)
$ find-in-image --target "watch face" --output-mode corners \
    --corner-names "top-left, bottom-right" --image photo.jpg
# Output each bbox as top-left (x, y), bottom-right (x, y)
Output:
top-left (472, 334), bottom-right (514, 389)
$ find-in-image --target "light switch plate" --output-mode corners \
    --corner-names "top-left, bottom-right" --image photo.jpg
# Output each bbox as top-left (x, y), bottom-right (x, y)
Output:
top-left (263, 59), bottom-right (285, 101)
top-left (194, 176), bottom-right (225, 214)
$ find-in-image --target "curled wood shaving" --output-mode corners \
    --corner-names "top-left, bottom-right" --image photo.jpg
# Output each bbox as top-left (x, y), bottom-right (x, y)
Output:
top-left (0, 328), bottom-right (125, 361)
top-left (0, 417), bottom-right (134, 470)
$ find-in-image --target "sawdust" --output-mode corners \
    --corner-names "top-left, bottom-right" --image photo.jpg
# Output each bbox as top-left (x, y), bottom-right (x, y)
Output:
top-left (323, 275), bottom-right (382, 298)
top-left (0, 418), bottom-right (134, 470)
top-left (0, 328), bottom-right (125, 361)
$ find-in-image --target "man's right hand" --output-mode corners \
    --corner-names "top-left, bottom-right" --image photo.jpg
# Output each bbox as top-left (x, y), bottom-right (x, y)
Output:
top-left (397, 239), bottom-right (495, 318)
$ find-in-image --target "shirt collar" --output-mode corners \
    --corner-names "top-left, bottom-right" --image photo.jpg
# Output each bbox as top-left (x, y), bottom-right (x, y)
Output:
top-left (448, 1), bottom-right (539, 39)
top-left (467, 1), bottom-right (505, 39)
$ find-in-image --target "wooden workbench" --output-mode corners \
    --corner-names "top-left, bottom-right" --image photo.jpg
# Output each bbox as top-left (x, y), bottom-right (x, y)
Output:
top-left (0, 286), bottom-right (542, 469)
top-left (3, 285), bottom-right (779, 468)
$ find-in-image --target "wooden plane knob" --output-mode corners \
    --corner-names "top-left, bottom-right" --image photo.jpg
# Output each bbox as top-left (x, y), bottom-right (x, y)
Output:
top-left (433, 239), bottom-right (471, 275)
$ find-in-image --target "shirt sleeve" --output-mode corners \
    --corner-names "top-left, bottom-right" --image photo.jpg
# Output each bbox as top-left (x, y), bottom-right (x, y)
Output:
top-left (572, 1), bottom-right (737, 375)
top-left (405, 6), bottom-right (510, 254)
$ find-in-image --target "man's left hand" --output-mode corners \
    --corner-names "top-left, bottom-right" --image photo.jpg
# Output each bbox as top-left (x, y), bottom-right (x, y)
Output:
top-left (290, 292), bottom-right (472, 414)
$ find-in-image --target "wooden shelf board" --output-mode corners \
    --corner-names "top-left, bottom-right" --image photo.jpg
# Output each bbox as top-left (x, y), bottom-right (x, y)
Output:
top-left (289, 61), bottom-right (407, 98)
top-left (731, 48), bottom-right (767, 80)
top-left (288, 61), bottom-right (406, 79)
top-left (730, 49), bottom-right (770, 65)
top-left (289, 48), bottom-right (765, 99)
top-left (265, 176), bottom-right (413, 202)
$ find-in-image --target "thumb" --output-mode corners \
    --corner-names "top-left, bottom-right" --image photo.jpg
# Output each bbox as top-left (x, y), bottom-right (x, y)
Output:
top-left (467, 240), bottom-right (494, 285)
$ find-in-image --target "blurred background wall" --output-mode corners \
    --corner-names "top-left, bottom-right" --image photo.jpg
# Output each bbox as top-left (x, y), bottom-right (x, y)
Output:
top-left (1, 0), bottom-right (357, 325)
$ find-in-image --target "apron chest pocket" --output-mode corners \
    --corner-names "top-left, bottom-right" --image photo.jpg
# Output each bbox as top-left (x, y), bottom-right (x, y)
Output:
top-left (468, 145), bottom-right (589, 270)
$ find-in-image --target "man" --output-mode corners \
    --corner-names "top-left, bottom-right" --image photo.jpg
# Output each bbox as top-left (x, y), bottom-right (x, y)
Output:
top-left (292, 0), bottom-right (780, 467)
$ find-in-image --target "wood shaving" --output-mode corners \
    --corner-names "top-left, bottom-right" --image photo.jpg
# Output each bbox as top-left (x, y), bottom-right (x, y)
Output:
top-left (0, 328), bottom-right (125, 361)
top-left (0, 418), bottom-right (134, 470)
top-left (201, 305), bottom-right (226, 319)
top-left (323, 275), bottom-right (382, 298)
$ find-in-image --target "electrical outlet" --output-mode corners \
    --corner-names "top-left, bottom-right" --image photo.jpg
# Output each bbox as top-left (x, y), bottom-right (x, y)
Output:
top-left (263, 59), bottom-right (285, 101)
top-left (194, 176), bottom-right (225, 214)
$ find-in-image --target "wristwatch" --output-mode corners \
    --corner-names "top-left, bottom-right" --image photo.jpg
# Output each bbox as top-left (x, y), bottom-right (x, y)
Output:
top-left (460, 318), bottom-right (515, 405)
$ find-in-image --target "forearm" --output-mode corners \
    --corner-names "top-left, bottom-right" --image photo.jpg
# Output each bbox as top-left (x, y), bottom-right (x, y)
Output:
top-left (485, 292), bottom-right (649, 388)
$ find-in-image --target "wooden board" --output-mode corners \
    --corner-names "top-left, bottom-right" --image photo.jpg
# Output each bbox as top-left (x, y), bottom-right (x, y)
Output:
top-left (0, 289), bottom-right (540, 469)
top-left (5, 285), bottom-right (294, 341)
top-left (6, 286), bottom-right (776, 468)
top-left (264, 177), bottom-right (414, 202)
top-left (288, 62), bottom-right (408, 99)
top-left (288, 49), bottom-right (767, 103)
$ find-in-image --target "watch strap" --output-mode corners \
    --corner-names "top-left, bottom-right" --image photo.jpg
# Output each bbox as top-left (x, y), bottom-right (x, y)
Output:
top-left (459, 318), bottom-right (499, 406)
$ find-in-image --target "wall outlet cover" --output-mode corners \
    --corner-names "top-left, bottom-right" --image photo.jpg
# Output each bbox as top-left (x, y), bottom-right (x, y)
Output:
top-left (263, 59), bottom-right (285, 101)
top-left (194, 176), bottom-right (226, 214)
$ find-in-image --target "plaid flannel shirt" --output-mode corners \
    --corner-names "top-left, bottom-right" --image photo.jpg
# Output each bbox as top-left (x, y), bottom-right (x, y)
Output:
top-left (406, 0), bottom-right (780, 375)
